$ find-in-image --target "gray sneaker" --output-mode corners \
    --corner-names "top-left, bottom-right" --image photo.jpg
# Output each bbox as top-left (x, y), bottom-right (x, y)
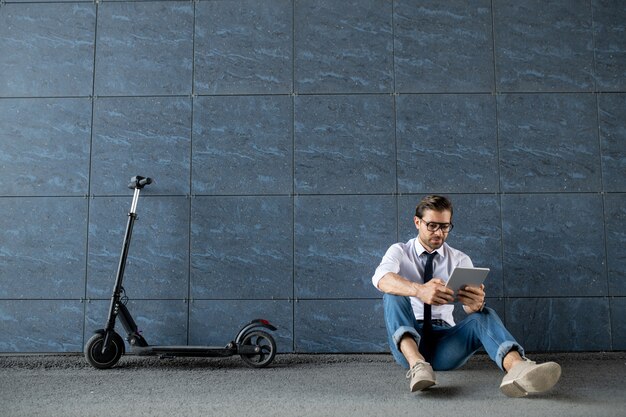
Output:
top-left (406, 360), bottom-right (436, 392)
top-left (500, 359), bottom-right (561, 397)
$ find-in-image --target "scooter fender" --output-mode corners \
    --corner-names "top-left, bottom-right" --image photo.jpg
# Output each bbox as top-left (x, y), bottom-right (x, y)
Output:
top-left (92, 329), bottom-right (127, 354)
top-left (235, 319), bottom-right (277, 343)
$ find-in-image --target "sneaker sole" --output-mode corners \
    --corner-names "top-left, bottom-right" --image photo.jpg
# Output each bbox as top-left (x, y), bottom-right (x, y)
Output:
top-left (411, 379), bottom-right (436, 392)
top-left (500, 362), bottom-right (561, 398)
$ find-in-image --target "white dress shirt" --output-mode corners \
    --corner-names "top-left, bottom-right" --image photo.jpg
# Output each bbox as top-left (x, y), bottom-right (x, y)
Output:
top-left (372, 236), bottom-right (473, 326)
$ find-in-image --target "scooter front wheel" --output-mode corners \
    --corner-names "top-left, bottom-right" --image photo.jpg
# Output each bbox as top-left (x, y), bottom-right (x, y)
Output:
top-left (85, 332), bottom-right (124, 369)
top-left (239, 330), bottom-right (276, 368)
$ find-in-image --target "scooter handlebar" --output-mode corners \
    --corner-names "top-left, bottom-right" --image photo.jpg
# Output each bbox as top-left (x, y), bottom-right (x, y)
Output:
top-left (128, 175), bottom-right (153, 190)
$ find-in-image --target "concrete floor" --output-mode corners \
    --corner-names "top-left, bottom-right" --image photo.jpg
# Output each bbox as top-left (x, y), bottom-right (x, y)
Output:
top-left (1, 352), bottom-right (624, 417)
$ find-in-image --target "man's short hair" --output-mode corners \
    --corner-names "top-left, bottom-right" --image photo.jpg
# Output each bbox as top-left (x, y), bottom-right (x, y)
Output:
top-left (415, 195), bottom-right (454, 219)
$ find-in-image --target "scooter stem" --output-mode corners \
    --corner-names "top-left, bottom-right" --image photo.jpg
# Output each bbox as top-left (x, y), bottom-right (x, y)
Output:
top-left (130, 187), bottom-right (141, 214)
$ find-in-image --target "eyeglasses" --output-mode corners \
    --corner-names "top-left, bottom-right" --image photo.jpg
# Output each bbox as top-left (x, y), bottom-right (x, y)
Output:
top-left (420, 219), bottom-right (454, 233)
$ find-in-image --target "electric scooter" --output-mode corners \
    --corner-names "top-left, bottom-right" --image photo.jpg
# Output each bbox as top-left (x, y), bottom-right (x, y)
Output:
top-left (85, 175), bottom-right (277, 369)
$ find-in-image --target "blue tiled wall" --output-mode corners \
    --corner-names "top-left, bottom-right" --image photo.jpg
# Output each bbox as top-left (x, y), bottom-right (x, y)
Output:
top-left (1, 0), bottom-right (624, 354)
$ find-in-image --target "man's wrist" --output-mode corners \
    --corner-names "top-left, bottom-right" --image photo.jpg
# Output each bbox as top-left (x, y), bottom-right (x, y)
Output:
top-left (464, 301), bottom-right (485, 314)
top-left (411, 282), bottom-right (422, 298)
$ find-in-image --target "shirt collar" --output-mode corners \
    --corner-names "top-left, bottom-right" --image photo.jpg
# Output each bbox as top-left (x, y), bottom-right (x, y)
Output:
top-left (414, 236), bottom-right (444, 258)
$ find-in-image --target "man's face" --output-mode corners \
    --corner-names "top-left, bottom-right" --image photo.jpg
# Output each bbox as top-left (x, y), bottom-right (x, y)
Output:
top-left (415, 209), bottom-right (452, 252)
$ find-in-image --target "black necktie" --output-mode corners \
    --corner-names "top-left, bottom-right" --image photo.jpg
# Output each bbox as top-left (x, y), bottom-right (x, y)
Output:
top-left (423, 251), bottom-right (437, 332)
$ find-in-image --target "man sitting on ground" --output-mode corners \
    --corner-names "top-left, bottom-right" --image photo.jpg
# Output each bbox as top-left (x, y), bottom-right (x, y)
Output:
top-left (372, 195), bottom-right (561, 397)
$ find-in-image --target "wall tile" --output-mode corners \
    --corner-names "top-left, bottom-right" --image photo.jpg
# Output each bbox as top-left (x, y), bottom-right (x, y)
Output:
top-left (194, 0), bottom-right (292, 94)
top-left (295, 195), bottom-right (396, 298)
top-left (0, 300), bottom-right (83, 352)
top-left (397, 195), bottom-right (418, 242)
top-left (598, 93), bottom-right (626, 192)
top-left (506, 298), bottom-right (611, 351)
top-left (295, 299), bottom-right (387, 353)
top-left (294, 95), bottom-right (395, 194)
top-left (399, 194), bottom-right (504, 297)
top-left (192, 96), bottom-right (292, 195)
top-left (0, 197), bottom-right (87, 299)
top-left (396, 94), bottom-right (498, 193)
top-left (85, 299), bottom-right (188, 348)
top-left (294, 0), bottom-right (393, 93)
top-left (605, 194), bottom-right (626, 296)
top-left (498, 93), bottom-right (601, 192)
top-left (0, 3), bottom-right (95, 97)
top-left (87, 196), bottom-right (190, 299)
top-left (394, 0), bottom-right (494, 93)
top-left (191, 196), bottom-right (293, 299)
top-left (494, 0), bottom-right (594, 92)
top-left (91, 97), bottom-right (191, 195)
top-left (0, 98), bottom-right (91, 196)
top-left (189, 300), bottom-right (292, 353)
top-left (502, 194), bottom-right (606, 297)
top-left (593, 1), bottom-right (626, 91)
top-left (440, 195), bottom-right (503, 298)
top-left (95, 2), bottom-right (193, 96)
top-left (610, 297), bottom-right (626, 350)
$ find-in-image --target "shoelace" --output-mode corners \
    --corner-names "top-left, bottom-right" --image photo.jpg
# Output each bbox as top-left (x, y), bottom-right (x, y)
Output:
top-left (405, 361), bottom-right (428, 379)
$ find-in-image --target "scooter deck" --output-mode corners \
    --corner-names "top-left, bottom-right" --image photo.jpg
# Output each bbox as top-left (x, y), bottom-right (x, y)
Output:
top-left (132, 345), bottom-right (238, 358)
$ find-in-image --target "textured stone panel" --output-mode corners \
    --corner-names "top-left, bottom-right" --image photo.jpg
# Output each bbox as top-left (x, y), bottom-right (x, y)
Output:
top-left (189, 299), bottom-right (292, 353)
top-left (498, 93), bottom-right (601, 192)
top-left (502, 194), bottom-right (606, 297)
top-left (295, 0), bottom-right (393, 93)
top-left (494, 0), bottom-right (594, 92)
top-left (394, 0), bottom-right (494, 93)
top-left (95, 1), bottom-right (193, 96)
top-left (91, 97), bottom-right (191, 196)
top-left (85, 299), bottom-right (188, 348)
top-left (0, 3), bottom-right (95, 97)
top-left (598, 93), bottom-right (626, 192)
top-left (295, 195), bottom-right (396, 298)
top-left (0, 300), bottom-right (83, 352)
top-left (191, 196), bottom-right (293, 299)
top-left (605, 193), bottom-right (626, 296)
top-left (593, 1), bottom-right (626, 91)
top-left (87, 196), bottom-right (190, 300)
top-left (610, 297), bottom-right (626, 350)
top-left (294, 94), bottom-right (395, 194)
top-left (295, 299), bottom-right (387, 353)
top-left (506, 297), bottom-right (611, 351)
top-left (194, 0), bottom-right (292, 94)
top-left (397, 94), bottom-right (498, 193)
top-left (192, 96), bottom-right (292, 195)
top-left (0, 197), bottom-right (87, 299)
top-left (0, 98), bottom-right (91, 196)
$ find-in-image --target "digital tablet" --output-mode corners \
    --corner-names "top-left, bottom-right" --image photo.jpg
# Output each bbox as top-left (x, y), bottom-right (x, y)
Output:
top-left (446, 267), bottom-right (490, 293)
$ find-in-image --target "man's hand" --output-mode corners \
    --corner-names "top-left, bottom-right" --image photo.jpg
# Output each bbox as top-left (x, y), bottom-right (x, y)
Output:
top-left (417, 279), bottom-right (455, 306)
top-left (457, 284), bottom-right (485, 313)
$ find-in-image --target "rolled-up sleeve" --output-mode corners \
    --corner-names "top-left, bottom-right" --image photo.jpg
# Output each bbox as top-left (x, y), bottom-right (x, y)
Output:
top-left (372, 244), bottom-right (402, 290)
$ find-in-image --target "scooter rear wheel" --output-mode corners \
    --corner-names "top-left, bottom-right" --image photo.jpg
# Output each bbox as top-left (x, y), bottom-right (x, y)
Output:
top-left (240, 330), bottom-right (276, 368)
top-left (85, 332), bottom-right (124, 369)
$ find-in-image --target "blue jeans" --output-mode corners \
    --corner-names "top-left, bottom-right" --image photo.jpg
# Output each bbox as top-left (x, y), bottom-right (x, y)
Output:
top-left (383, 293), bottom-right (524, 371)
